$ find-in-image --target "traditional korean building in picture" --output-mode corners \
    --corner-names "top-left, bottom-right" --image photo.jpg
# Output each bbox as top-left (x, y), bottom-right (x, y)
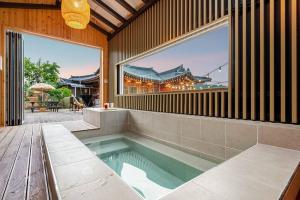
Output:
top-left (59, 68), bottom-right (100, 105)
top-left (123, 64), bottom-right (211, 94)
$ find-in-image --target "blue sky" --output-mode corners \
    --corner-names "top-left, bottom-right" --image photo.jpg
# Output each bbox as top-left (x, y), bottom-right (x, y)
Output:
top-left (23, 33), bottom-right (100, 78)
top-left (129, 24), bottom-right (229, 84)
top-left (23, 24), bottom-right (228, 84)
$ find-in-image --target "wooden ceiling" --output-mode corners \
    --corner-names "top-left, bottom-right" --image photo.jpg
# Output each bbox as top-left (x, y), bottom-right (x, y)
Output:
top-left (0, 0), bottom-right (159, 39)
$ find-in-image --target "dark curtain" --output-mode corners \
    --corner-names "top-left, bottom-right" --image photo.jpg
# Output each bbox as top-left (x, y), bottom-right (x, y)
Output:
top-left (5, 31), bottom-right (24, 126)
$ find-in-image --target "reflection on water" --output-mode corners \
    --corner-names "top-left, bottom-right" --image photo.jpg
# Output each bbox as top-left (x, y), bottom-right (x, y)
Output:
top-left (87, 138), bottom-right (202, 200)
top-left (102, 151), bottom-right (183, 200)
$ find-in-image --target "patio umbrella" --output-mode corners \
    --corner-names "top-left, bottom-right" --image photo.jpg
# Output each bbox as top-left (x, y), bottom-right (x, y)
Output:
top-left (29, 83), bottom-right (55, 101)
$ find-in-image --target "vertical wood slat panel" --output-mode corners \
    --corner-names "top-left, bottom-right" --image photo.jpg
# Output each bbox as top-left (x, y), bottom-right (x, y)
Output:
top-left (184, 93), bottom-right (187, 114)
top-left (193, 93), bottom-right (197, 115)
top-left (215, 0), bottom-right (218, 20)
top-left (250, 0), bottom-right (256, 120)
top-left (193, 0), bottom-right (197, 29)
top-left (160, 94), bottom-right (163, 112)
top-left (165, 94), bottom-right (169, 113)
top-left (228, 0), bottom-right (233, 118)
top-left (280, 0), bottom-right (286, 122)
top-left (198, 93), bottom-right (203, 115)
top-left (209, 92), bottom-right (213, 116)
top-left (185, 0), bottom-right (188, 32)
top-left (269, 0), bottom-right (275, 122)
top-left (291, 0), bottom-right (298, 123)
top-left (189, 93), bottom-right (192, 114)
top-left (215, 92), bottom-right (219, 117)
top-left (260, 0), bottom-right (265, 121)
top-left (234, 0), bottom-right (240, 119)
top-left (204, 0), bottom-right (207, 25)
top-left (176, 94), bottom-right (179, 113)
top-left (203, 93), bottom-right (207, 116)
top-left (169, 94), bottom-right (172, 113)
top-left (221, 0), bottom-right (224, 17)
top-left (242, 0), bottom-right (247, 119)
top-left (199, 0), bottom-right (203, 27)
top-left (180, 94), bottom-right (183, 114)
top-left (177, 0), bottom-right (180, 36)
top-left (117, 91), bottom-right (228, 118)
top-left (209, 0), bottom-right (212, 23)
top-left (221, 91), bottom-right (225, 117)
top-left (172, 94), bottom-right (175, 113)
top-left (174, 0), bottom-right (177, 36)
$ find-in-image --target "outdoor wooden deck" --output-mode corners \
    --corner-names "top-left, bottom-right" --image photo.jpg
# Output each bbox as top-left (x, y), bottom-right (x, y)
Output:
top-left (0, 116), bottom-right (99, 200)
top-left (0, 124), bottom-right (49, 200)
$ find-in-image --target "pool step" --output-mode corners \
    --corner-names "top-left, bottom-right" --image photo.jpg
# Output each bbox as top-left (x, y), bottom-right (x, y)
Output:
top-left (91, 141), bottom-right (129, 156)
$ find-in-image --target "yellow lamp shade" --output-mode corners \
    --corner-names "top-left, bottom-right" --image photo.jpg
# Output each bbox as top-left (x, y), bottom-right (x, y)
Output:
top-left (61, 0), bottom-right (90, 29)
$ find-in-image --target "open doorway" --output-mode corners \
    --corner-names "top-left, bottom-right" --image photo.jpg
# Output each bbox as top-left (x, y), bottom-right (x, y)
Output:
top-left (21, 32), bottom-right (101, 124)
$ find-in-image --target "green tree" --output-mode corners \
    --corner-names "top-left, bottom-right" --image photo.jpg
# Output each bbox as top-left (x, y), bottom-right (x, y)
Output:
top-left (48, 87), bottom-right (72, 102)
top-left (24, 57), bottom-right (60, 91)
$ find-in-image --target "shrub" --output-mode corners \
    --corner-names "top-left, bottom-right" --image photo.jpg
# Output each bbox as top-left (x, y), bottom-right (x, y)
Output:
top-left (48, 87), bottom-right (72, 102)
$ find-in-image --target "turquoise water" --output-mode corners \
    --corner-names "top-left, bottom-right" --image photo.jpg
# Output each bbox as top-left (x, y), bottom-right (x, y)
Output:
top-left (86, 138), bottom-right (202, 200)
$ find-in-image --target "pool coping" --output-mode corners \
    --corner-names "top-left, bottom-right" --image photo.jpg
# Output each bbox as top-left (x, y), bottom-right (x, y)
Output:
top-left (42, 124), bottom-right (300, 200)
top-left (42, 124), bottom-right (143, 200)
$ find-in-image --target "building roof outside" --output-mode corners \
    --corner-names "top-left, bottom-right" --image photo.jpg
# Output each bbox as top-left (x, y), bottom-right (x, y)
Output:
top-left (68, 68), bottom-right (100, 82)
top-left (59, 68), bottom-right (100, 88)
top-left (123, 64), bottom-right (211, 83)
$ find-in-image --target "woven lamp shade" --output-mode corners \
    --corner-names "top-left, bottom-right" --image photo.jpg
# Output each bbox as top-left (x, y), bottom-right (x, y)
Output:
top-left (61, 0), bottom-right (90, 29)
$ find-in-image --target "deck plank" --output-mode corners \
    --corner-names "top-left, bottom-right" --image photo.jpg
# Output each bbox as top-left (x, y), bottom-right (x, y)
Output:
top-left (0, 126), bottom-right (26, 199)
top-left (3, 125), bottom-right (33, 200)
top-left (0, 112), bottom-right (95, 200)
top-left (27, 124), bottom-right (49, 200)
top-left (0, 127), bottom-right (15, 160)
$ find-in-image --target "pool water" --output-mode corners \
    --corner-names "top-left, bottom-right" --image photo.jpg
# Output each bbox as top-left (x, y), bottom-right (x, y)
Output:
top-left (86, 138), bottom-right (202, 200)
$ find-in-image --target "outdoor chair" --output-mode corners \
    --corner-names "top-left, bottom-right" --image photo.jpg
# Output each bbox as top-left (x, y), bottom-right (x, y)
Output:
top-left (70, 96), bottom-right (85, 111)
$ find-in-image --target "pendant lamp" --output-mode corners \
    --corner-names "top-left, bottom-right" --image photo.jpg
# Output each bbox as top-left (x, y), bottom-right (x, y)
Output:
top-left (61, 0), bottom-right (90, 29)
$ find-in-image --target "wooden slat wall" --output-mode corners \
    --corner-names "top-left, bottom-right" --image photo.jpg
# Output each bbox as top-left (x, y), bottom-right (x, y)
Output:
top-left (115, 89), bottom-right (228, 118)
top-left (109, 0), bottom-right (300, 124)
top-left (0, 8), bottom-right (108, 126)
top-left (109, 0), bottom-right (228, 103)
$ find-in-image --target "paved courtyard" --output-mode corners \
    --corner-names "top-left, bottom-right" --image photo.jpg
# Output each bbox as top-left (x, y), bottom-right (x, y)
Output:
top-left (24, 109), bottom-right (84, 124)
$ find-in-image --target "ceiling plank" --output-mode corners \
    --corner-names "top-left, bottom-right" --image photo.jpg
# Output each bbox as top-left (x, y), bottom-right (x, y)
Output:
top-left (89, 21), bottom-right (111, 36)
top-left (109, 0), bottom-right (159, 40)
top-left (115, 0), bottom-right (137, 14)
top-left (93, 0), bottom-right (126, 23)
top-left (91, 10), bottom-right (118, 30)
top-left (0, 2), bottom-right (59, 10)
top-left (0, 1), bottom-right (110, 37)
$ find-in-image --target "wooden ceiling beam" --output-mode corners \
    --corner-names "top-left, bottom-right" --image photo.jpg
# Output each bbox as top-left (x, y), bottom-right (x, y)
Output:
top-left (0, 2), bottom-right (59, 10)
top-left (93, 0), bottom-right (126, 23)
top-left (109, 0), bottom-right (159, 40)
top-left (91, 10), bottom-right (118, 30)
top-left (115, 0), bottom-right (137, 14)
